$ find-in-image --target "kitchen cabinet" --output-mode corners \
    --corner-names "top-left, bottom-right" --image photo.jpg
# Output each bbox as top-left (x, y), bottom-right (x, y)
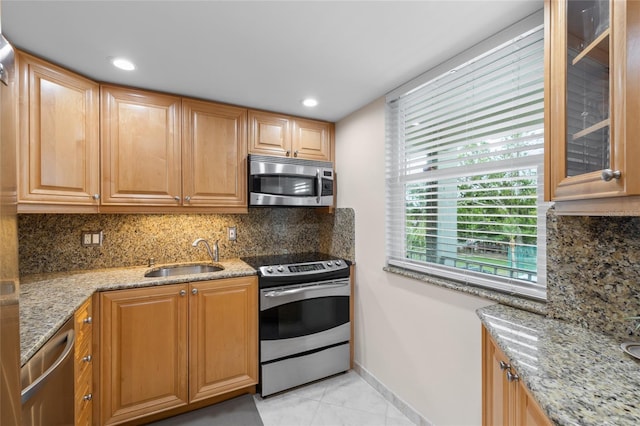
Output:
top-left (189, 278), bottom-right (258, 402)
top-left (100, 85), bottom-right (182, 210)
top-left (74, 296), bottom-right (94, 425)
top-left (17, 51), bottom-right (100, 213)
top-left (100, 85), bottom-right (248, 213)
top-left (99, 277), bottom-right (258, 425)
top-left (482, 326), bottom-right (551, 426)
top-left (546, 0), bottom-right (640, 214)
top-left (249, 110), bottom-right (333, 161)
top-left (182, 99), bottom-right (247, 210)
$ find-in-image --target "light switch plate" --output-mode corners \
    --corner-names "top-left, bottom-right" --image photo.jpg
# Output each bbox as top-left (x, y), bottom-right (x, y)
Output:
top-left (81, 231), bottom-right (103, 247)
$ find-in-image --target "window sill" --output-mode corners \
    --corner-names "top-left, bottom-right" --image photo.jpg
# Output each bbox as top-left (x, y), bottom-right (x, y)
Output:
top-left (383, 265), bottom-right (547, 316)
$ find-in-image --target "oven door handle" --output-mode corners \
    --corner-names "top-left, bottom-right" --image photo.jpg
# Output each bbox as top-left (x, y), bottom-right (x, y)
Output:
top-left (263, 282), bottom-right (348, 298)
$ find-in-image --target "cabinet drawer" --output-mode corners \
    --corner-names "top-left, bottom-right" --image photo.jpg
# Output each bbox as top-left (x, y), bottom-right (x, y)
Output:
top-left (74, 299), bottom-right (93, 343)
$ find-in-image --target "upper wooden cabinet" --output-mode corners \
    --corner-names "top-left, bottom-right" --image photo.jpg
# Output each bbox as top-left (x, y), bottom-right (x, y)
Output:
top-left (182, 99), bottom-right (247, 209)
top-left (17, 52), bottom-right (100, 213)
top-left (546, 0), bottom-right (640, 214)
top-left (100, 85), bottom-right (182, 209)
top-left (100, 87), bottom-right (248, 213)
top-left (249, 110), bottom-right (333, 161)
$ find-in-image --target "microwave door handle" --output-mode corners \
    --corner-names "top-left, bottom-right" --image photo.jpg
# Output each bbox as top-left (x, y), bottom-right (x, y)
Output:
top-left (316, 169), bottom-right (321, 204)
top-left (264, 282), bottom-right (348, 298)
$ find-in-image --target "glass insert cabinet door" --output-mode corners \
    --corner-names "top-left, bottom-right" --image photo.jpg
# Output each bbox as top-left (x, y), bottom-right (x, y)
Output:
top-left (565, 0), bottom-right (610, 178)
top-left (545, 0), bottom-right (640, 203)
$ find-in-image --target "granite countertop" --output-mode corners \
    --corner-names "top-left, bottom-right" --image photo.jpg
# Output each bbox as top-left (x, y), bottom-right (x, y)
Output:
top-left (19, 259), bottom-right (256, 366)
top-left (478, 304), bottom-right (640, 426)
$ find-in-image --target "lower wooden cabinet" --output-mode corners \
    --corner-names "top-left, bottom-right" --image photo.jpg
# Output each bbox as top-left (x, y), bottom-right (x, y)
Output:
top-left (482, 326), bottom-right (551, 426)
top-left (74, 297), bottom-right (94, 425)
top-left (99, 277), bottom-right (258, 425)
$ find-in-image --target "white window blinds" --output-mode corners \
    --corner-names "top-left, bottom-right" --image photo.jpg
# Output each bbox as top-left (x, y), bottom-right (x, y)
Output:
top-left (385, 14), bottom-right (548, 300)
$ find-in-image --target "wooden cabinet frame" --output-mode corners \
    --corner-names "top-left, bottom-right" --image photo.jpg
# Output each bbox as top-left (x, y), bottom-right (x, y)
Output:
top-left (99, 277), bottom-right (258, 425)
top-left (249, 109), bottom-right (333, 162)
top-left (546, 0), bottom-right (640, 214)
top-left (17, 51), bottom-right (100, 213)
top-left (482, 326), bottom-right (552, 426)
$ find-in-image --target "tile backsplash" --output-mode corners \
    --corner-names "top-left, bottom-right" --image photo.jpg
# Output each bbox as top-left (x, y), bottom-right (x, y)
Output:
top-left (547, 207), bottom-right (640, 341)
top-left (18, 208), bottom-right (354, 276)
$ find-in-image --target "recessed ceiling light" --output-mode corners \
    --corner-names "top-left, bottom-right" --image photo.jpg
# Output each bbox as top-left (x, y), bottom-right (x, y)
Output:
top-left (302, 98), bottom-right (318, 107)
top-left (111, 57), bottom-right (135, 71)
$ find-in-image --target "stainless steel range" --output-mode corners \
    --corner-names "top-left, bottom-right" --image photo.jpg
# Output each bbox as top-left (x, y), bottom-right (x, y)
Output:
top-left (242, 253), bottom-right (351, 397)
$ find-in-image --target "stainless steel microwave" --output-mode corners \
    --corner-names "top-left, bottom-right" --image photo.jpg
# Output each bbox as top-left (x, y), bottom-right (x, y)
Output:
top-left (248, 154), bottom-right (334, 207)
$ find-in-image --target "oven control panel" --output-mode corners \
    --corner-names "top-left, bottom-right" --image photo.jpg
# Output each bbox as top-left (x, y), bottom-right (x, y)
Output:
top-left (258, 260), bottom-right (348, 277)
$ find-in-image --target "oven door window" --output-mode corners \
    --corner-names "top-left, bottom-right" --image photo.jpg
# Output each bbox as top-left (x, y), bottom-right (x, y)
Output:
top-left (251, 175), bottom-right (317, 197)
top-left (260, 296), bottom-right (349, 340)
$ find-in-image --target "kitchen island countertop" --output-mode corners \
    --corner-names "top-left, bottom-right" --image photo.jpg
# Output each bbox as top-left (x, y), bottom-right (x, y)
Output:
top-left (478, 304), bottom-right (640, 426)
top-left (19, 259), bottom-right (256, 366)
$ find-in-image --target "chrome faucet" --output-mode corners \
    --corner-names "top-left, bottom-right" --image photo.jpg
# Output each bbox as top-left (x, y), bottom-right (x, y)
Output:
top-left (192, 238), bottom-right (219, 263)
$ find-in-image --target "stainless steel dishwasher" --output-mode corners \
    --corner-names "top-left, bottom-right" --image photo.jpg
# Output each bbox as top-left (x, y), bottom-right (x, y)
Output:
top-left (21, 318), bottom-right (75, 426)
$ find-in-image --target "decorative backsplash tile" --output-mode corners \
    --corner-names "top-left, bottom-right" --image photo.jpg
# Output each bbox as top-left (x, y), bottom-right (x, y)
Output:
top-left (18, 208), bottom-right (354, 276)
top-left (546, 207), bottom-right (640, 341)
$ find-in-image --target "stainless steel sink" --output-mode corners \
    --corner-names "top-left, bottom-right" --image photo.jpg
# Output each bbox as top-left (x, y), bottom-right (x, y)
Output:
top-left (144, 263), bottom-right (224, 278)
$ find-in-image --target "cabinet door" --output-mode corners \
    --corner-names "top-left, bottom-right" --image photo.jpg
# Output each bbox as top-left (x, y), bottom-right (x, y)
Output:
top-left (248, 110), bottom-right (291, 157)
top-left (482, 326), bottom-right (513, 426)
top-left (515, 381), bottom-right (553, 426)
top-left (17, 52), bottom-right (99, 211)
top-left (189, 277), bottom-right (258, 402)
top-left (547, 0), bottom-right (640, 204)
top-left (101, 85), bottom-right (182, 207)
top-left (292, 118), bottom-right (332, 161)
top-left (100, 285), bottom-right (188, 425)
top-left (182, 99), bottom-right (247, 208)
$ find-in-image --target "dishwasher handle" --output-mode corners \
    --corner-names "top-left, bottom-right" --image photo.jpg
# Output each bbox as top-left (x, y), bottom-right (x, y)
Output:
top-left (21, 329), bottom-right (75, 404)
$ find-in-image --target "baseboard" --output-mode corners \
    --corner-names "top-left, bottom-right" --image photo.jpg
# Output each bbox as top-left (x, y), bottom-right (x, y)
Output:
top-left (353, 362), bottom-right (433, 426)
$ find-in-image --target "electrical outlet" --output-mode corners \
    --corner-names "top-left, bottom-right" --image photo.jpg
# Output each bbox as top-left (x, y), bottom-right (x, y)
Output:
top-left (228, 226), bottom-right (237, 241)
top-left (81, 231), bottom-right (103, 247)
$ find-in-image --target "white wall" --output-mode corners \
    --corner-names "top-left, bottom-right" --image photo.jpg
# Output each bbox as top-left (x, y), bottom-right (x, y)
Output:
top-left (336, 97), bottom-right (494, 426)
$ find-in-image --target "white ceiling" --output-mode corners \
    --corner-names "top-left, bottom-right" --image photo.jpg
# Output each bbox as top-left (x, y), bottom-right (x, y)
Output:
top-left (2, 0), bottom-right (542, 122)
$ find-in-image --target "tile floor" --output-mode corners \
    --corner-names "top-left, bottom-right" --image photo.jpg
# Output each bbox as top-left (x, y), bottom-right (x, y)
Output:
top-left (253, 370), bottom-right (416, 426)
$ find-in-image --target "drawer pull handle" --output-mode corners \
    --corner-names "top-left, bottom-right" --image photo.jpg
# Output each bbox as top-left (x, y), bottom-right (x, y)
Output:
top-left (499, 361), bottom-right (511, 371)
top-left (507, 370), bottom-right (519, 382)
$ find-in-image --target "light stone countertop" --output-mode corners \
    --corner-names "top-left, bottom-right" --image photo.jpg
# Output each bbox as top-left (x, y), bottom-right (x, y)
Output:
top-left (478, 304), bottom-right (640, 426)
top-left (19, 259), bottom-right (257, 366)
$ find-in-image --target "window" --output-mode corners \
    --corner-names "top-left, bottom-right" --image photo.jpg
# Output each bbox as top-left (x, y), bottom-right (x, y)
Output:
top-left (385, 12), bottom-right (549, 300)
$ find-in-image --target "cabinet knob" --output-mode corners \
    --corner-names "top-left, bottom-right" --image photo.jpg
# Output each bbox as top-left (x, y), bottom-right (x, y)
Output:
top-left (180, 290), bottom-right (187, 296)
top-left (185, 196), bottom-right (191, 202)
top-left (506, 370), bottom-right (519, 382)
top-left (92, 194), bottom-right (100, 200)
top-left (285, 150), bottom-right (290, 157)
top-left (499, 361), bottom-right (511, 371)
top-left (294, 150), bottom-right (299, 157)
top-left (601, 169), bottom-right (621, 181)
top-left (192, 288), bottom-right (198, 295)
top-left (83, 316), bottom-right (92, 324)
top-left (83, 393), bottom-right (93, 401)
top-left (174, 196), bottom-right (180, 202)
top-left (82, 355), bottom-right (92, 363)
